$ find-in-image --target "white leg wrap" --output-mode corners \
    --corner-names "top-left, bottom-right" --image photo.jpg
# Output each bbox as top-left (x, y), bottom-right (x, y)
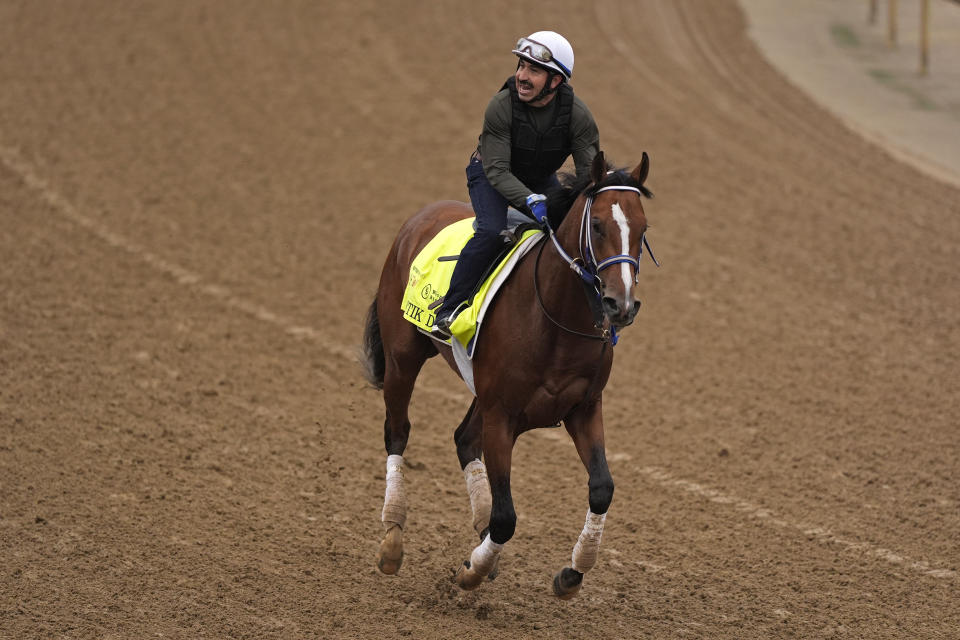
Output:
top-left (469, 534), bottom-right (503, 576)
top-left (571, 510), bottom-right (606, 573)
top-left (381, 454), bottom-right (407, 529)
top-left (463, 459), bottom-right (492, 536)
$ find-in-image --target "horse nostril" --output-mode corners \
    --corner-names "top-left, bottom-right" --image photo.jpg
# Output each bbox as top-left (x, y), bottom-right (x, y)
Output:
top-left (602, 297), bottom-right (641, 324)
top-left (602, 297), bottom-right (620, 316)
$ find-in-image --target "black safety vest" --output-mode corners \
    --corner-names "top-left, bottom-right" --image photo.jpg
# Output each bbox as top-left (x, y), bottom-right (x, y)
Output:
top-left (502, 76), bottom-right (574, 187)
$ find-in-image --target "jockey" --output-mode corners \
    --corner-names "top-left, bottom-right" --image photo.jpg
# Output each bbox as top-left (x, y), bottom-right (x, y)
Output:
top-left (431, 30), bottom-right (600, 340)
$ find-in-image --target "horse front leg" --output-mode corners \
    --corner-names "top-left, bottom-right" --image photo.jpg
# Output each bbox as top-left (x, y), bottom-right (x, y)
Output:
top-left (554, 400), bottom-right (614, 599)
top-left (455, 417), bottom-right (515, 590)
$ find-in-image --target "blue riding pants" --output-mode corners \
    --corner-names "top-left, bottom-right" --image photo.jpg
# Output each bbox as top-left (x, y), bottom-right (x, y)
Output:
top-left (437, 155), bottom-right (557, 318)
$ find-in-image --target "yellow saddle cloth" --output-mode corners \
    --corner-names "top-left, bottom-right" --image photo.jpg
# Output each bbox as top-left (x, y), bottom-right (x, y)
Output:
top-left (401, 217), bottom-right (543, 355)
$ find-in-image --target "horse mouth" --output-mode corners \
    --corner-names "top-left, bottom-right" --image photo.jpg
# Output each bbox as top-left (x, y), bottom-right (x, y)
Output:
top-left (609, 315), bottom-right (636, 330)
top-left (602, 298), bottom-right (640, 329)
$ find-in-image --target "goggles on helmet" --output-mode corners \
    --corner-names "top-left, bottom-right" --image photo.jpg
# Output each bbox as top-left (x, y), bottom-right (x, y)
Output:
top-left (513, 37), bottom-right (571, 78)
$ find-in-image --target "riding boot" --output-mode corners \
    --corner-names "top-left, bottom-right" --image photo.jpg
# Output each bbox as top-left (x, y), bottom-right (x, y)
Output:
top-left (433, 230), bottom-right (505, 333)
top-left (431, 154), bottom-right (511, 340)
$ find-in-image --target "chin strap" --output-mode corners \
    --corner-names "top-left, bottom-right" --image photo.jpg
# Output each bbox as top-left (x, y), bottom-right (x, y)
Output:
top-left (531, 71), bottom-right (561, 103)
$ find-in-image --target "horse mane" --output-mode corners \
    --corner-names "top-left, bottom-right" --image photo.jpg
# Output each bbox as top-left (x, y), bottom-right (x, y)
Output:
top-left (545, 161), bottom-right (653, 229)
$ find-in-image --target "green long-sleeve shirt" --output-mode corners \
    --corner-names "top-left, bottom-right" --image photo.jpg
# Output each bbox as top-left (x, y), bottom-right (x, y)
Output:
top-left (477, 86), bottom-right (600, 209)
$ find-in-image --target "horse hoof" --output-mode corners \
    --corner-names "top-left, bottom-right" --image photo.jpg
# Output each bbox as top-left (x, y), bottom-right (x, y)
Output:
top-left (376, 525), bottom-right (404, 575)
top-left (455, 562), bottom-right (484, 591)
top-left (552, 567), bottom-right (583, 600)
top-left (487, 556), bottom-right (500, 582)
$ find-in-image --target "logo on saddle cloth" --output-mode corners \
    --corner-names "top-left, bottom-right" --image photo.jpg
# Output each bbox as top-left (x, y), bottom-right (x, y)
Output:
top-left (401, 217), bottom-right (543, 355)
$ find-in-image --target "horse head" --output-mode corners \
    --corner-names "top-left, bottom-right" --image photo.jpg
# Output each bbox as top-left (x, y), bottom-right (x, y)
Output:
top-left (556, 151), bottom-right (653, 330)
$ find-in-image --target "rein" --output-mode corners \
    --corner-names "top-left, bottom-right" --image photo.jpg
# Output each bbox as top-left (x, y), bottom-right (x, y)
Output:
top-left (533, 238), bottom-right (607, 341)
top-left (534, 185), bottom-right (659, 345)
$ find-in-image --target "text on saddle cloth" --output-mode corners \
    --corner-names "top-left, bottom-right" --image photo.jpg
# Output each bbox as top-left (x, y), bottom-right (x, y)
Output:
top-left (400, 215), bottom-right (544, 355)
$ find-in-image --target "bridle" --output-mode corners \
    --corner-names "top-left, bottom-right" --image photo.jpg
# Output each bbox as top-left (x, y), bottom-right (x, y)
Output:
top-left (534, 185), bottom-right (659, 344)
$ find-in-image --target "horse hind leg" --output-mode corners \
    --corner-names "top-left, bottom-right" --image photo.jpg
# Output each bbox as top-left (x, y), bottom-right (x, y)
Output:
top-left (455, 401), bottom-right (491, 537)
top-left (377, 454), bottom-right (407, 575)
top-left (376, 385), bottom-right (418, 575)
top-left (455, 401), bottom-right (499, 581)
top-left (376, 319), bottom-right (432, 575)
top-left (456, 419), bottom-right (515, 591)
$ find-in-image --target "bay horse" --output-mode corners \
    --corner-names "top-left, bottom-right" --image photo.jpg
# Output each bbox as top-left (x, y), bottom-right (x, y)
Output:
top-left (361, 151), bottom-right (655, 599)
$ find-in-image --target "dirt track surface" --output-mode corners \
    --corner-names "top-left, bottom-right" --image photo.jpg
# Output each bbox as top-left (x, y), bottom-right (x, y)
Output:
top-left (1, 2), bottom-right (958, 638)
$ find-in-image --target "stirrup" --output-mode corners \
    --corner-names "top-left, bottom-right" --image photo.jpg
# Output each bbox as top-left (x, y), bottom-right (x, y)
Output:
top-left (430, 314), bottom-right (453, 340)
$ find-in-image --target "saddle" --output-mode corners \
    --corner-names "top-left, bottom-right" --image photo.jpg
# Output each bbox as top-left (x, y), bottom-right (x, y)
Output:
top-left (401, 209), bottom-right (545, 353)
top-left (454, 209), bottom-right (543, 307)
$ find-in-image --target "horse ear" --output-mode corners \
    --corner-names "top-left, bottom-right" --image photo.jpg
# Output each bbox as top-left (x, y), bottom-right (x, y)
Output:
top-left (590, 150), bottom-right (607, 184)
top-left (631, 151), bottom-right (650, 186)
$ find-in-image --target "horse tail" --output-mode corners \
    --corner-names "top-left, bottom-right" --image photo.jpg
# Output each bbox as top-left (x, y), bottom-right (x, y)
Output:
top-left (361, 297), bottom-right (385, 390)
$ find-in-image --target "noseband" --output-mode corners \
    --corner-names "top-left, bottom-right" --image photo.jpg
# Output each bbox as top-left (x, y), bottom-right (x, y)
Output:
top-left (536, 185), bottom-right (659, 344)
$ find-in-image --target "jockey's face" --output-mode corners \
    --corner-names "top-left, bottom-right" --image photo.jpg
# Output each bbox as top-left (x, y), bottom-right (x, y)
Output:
top-left (515, 59), bottom-right (562, 105)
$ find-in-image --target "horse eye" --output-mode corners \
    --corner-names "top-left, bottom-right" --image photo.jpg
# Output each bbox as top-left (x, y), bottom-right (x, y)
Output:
top-left (591, 218), bottom-right (604, 236)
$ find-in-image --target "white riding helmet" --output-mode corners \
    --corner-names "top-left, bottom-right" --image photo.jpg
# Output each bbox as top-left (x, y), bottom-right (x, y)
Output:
top-left (512, 31), bottom-right (574, 80)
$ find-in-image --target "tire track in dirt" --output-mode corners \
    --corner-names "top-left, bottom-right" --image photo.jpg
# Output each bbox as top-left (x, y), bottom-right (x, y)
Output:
top-left (0, 140), bottom-right (476, 411)
top-left (594, 1), bottom-right (960, 332)
top-left (594, 1), bottom-right (955, 222)
top-left (0, 143), bottom-right (352, 372)
top-left (588, 0), bottom-right (960, 589)
top-left (638, 464), bottom-right (956, 580)
top-left (533, 425), bottom-right (958, 582)
top-left (675, 2), bottom-right (958, 212)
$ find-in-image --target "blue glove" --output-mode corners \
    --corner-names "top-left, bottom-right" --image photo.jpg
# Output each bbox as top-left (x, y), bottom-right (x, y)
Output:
top-left (526, 193), bottom-right (548, 223)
